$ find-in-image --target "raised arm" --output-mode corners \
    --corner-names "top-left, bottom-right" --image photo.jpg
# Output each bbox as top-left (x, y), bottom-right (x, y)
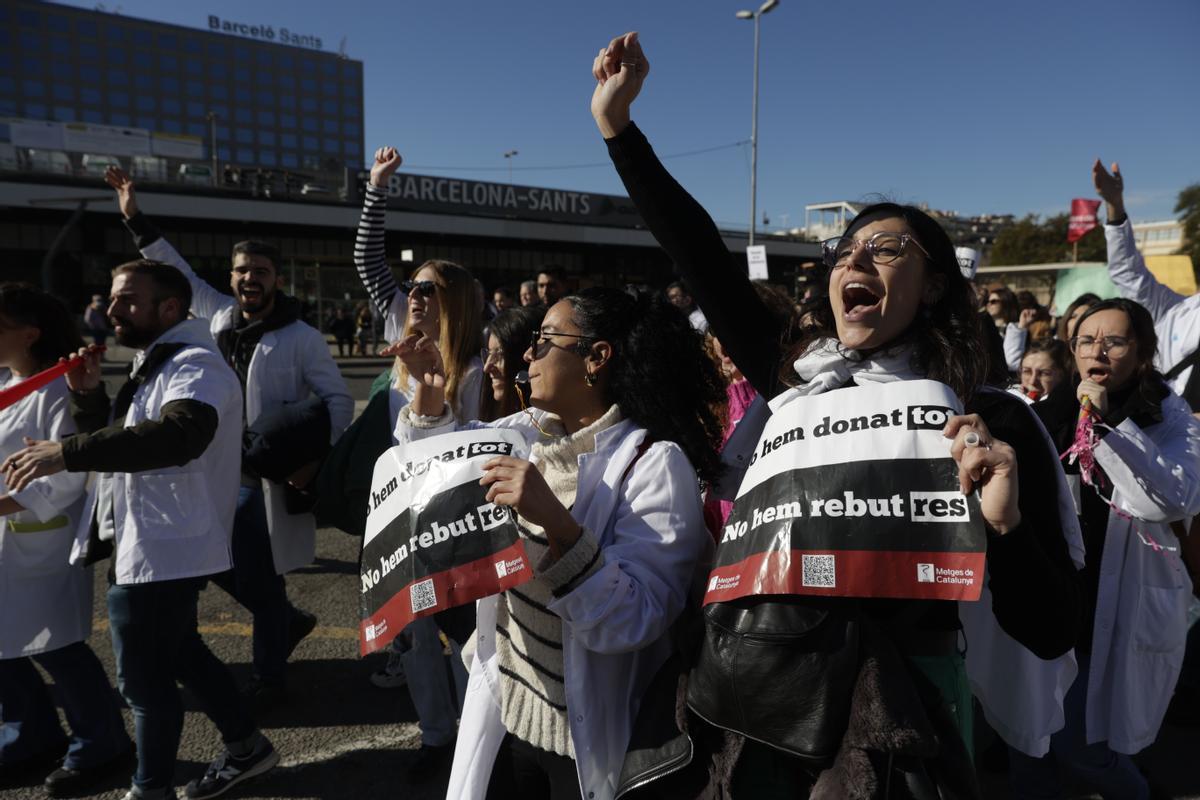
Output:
top-left (1093, 159), bottom-right (1186, 321)
top-left (105, 167), bottom-right (235, 321)
top-left (353, 148), bottom-right (406, 324)
top-left (592, 33), bottom-right (785, 397)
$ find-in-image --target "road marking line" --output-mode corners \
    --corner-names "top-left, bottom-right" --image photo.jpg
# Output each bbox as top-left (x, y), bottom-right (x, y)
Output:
top-left (275, 723), bottom-right (422, 768)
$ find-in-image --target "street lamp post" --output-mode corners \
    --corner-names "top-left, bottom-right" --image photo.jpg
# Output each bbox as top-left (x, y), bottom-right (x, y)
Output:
top-left (736, 0), bottom-right (779, 247)
top-left (503, 149), bottom-right (519, 185)
top-left (206, 111), bottom-right (219, 188)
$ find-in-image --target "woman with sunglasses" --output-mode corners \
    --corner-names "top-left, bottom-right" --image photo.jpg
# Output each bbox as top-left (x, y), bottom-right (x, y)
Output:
top-left (590, 32), bottom-right (1083, 795)
top-left (1011, 298), bottom-right (1199, 798)
top-left (355, 146), bottom-right (485, 423)
top-left (392, 286), bottom-right (724, 800)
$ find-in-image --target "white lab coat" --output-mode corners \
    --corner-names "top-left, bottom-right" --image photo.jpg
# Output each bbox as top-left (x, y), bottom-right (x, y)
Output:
top-left (0, 372), bottom-right (89, 657)
top-left (139, 237), bottom-right (354, 574)
top-left (69, 320), bottom-right (243, 585)
top-left (1105, 218), bottom-right (1200, 397)
top-left (1083, 390), bottom-right (1199, 752)
top-left (392, 406), bottom-right (709, 800)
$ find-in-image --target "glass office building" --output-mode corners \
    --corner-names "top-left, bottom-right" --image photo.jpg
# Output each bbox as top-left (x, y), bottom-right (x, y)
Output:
top-left (0, 0), bottom-right (364, 173)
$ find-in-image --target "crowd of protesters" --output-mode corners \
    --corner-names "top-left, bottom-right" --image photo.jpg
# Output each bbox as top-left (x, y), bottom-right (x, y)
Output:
top-left (1, 30), bottom-right (1198, 800)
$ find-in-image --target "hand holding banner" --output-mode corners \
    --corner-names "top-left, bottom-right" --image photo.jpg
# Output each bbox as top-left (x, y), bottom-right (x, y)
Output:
top-left (704, 380), bottom-right (985, 605)
top-left (359, 428), bottom-right (534, 654)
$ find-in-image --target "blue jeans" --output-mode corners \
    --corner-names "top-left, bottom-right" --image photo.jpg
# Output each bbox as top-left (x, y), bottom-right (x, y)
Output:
top-left (402, 616), bottom-right (468, 746)
top-left (108, 577), bottom-right (254, 792)
top-left (0, 641), bottom-right (131, 770)
top-left (1008, 651), bottom-right (1149, 800)
top-left (211, 486), bottom-right (292, 685)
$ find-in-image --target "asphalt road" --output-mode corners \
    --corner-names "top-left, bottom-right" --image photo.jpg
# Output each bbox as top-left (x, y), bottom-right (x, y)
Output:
top-left (5, 353), bottom-right (1197, 799)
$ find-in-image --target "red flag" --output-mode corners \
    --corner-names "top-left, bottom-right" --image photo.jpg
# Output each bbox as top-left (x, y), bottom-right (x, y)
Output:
top-left (1068, 198), bottom-right (1102, 242)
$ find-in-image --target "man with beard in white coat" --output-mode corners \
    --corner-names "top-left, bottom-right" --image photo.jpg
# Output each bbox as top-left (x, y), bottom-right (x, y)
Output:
top-left (104, 167), bottom-right (354, 710)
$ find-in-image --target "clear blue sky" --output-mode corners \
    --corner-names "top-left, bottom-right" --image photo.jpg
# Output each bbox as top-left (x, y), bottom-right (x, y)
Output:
top-left (57, 0), bottom-right (1200, 229)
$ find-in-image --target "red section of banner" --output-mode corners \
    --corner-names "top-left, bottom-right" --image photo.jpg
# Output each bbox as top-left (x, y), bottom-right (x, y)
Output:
top-left (359, 540), bottom-right (531, 655)
top-left (703, 548), bottom-right (985, 605)
top-left (1067, 198), bottom-right (1102, 243)
top-left (0, 347), bottom-right (106, 411)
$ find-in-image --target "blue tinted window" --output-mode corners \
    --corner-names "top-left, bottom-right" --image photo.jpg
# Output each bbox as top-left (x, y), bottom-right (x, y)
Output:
top-left (322, 138), bottom-right (340, 154)
top-left (108, 69), bottom-right (129, 85)
top-left (255, 70), bottom-right (274, 86)
top-left (278, 54), bottom-right (293, 70)
top-left (279, 94), bottom-right (295, 110)
top-left (234, 46), bottom-right (251, 62)
top-left (160, 55), bottom-right (178, 72)
top-left (322, 60), bottom-right (336, 76)
top-left (235, 87), bottom-right (251, 103)
top-left (135, 74), bottom-right (153, 90)
top-left (259, 131), bottom-right (275, 146)
top-left (302, 135), bottom-right (317, 151)
top-left (235, 108), bottom-right (252, 123)
top-left (321, 99), bottom-right (337, 115)
top-left (236, 128), bottom-right (254, 144)
top-left (343, 81), bottom-right (360, 98)
top-left (133, 52), bottom-right (152, 69)
top-left (257, 110), bottom-right (275, 126)
top-left (342, 102), bottom-right (360, 118)
top-left (281, 152), bottom-right (297, 168)
top-left (161, 118), bottom-right (181, 133)
top-left (210, 105), bottom-right (228, 121)
top-left (236, 147), bottom-right (254, 163)
top-left (300, 97), bottom-right (316, 112)
top-left (186, 59), bottom-right (203, 77)
top-left (256, 90), bottom-right (273, 105)
top-left (280, 116), bottom-right (296, 130)
top-left (77, 19), bottom-right (99, 36)
top-left (186, 122), bottom-right (205, 137)
top-left (345, 141), bottom-right (362, 156)
top-left (23, 103), bottom-right (47, 119)
top-left (210, 85), bottom-right (228, 101)
top-left (186, 81), bottom-right (204, 97)
top-left (107, 46), bottom-right (126, 63)
top-left (160, 77), bottom-right (179, 93)
top-left (17, 9), bottom-right (39, 26)
top-left (215, 125), bottom-right (229, 139)
top-left (210, 63), bottom-right (227, 79)
top-left (47, 14), bottom-right (69, 32)
top-left (343, 121), bottom-right (360, 136)
top-left (218, 146), bottom-right (230, 161)
top-left (53, 106), bottom-right (76, 121)
top-left (301, 59), bottom-right (316, 75)
top-left (22, 56), bottom-right (42, 74)
top-left (51, 62), bottom-right (72, 80)
top-left (235, 67), bottom-right (251, 83)
top-left (50, 36), bottom-right (70, 55)
top-left (184, 38), bottom-right (202, 54)
top-left (136, 115), bottom-right (156, 130)
top-left (80, 87), bottom-right (102, 105)
top-left (187, 101), bottom-right (205, 117)
top-left (278, 73), bottom-right (295, 89)
top-left (53, 84), bottom-right (74, 101)
top-left (0, 98), bottom-right (15, 116)
top-left (136, 96), bottom-right (155, 111)
top-left (158, 34), bottom-right (176, 49)
top-left (322, 118), bottom-right (337, 134)
top-left (110, 91), bottom-right (129, 107)
top-left (19, 31), bottom-right (40, 49)
top-left (281, 133), bottom-right (297, 148)
top-left (162, 98), bottom-right (181, 115)
top-left (260, 150), bottom-right (276, 166)
top-left (109, 112), bottom-right (131, 126)
top-left (105, 23), bottom-right (124, 41)
top-left (301, 117), bottom-right (317, 132)
top-left (133, 29), bottom-right (152, 46)
top-left (341, 61), bottom-right (359, 78)
top-left (0, 77), bottom-right (14, 94)
top-left (257, 51), bottom-right (273, 68)
top-left (23, 80), bottom-right (44, 97)
top-left (322, 80), bottom-right (338, 96)
top-left (79, 41), bottom-right (100, 60)
top-left (300, 78), bottom-right (317, 92)
top-left (209, 42), bottom-right (226, 58)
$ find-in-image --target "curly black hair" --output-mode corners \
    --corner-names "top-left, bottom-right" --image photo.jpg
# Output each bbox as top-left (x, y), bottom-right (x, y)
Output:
top-left (0, 283), bottom-right (85, 370)
top-left (565, 287), bottom-right (726, 484)
top-left (786, 203), bottom-right (992, 400)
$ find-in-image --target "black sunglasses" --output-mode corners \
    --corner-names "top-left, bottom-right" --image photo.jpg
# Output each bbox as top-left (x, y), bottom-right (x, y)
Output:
top-left (529, 328), bottom-right (595, 358)
top-left (401, 279), bottom-right (438, 298)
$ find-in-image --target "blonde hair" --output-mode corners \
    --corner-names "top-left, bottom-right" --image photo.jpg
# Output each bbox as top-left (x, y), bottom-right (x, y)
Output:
top-left (396, 260), bottom-right (483, 417)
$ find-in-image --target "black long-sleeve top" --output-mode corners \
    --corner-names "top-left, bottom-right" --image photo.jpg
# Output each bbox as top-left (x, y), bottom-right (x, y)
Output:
top-left (606, 122), bottom-right (1080, 659)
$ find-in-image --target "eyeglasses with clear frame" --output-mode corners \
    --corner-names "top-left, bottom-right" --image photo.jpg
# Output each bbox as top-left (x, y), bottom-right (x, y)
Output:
top-left (821, 231), bottom-right (931, 269)
top-left (1069, 335), bottom-right (1134, 358)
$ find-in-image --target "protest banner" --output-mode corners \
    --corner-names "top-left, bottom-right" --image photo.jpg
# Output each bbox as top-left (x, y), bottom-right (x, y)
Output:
top-left (704, 380), bottom-right (985, 604)
top-left (359, 428), bottom-right (533, 655)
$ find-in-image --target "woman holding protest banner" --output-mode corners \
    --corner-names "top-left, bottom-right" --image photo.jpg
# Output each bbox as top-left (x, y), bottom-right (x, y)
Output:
top-left (0, 284), bottom-right (133, 796)
top-left (390, 285), bottom-right (724, 800)
top-left (590, 32), bottom-right (1083, 796)
top-left (1011, 297), bottom-right (1199, 798)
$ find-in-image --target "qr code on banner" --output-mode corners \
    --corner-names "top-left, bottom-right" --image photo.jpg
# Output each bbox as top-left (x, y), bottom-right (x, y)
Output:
top-left (802, 554), bottom-right (836, 588)
top-left (410, 578), bottom-right (438, 613)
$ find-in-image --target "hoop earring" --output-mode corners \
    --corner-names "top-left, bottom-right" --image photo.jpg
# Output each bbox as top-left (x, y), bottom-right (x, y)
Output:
top-left (584, 372), bottom-right (597, 387)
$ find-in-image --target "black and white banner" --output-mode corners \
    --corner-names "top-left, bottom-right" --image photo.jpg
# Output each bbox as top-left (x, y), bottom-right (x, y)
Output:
top-left (359, 429), bottom-right (533, 655)
top-left (704, 380), bottom-right (986, 604)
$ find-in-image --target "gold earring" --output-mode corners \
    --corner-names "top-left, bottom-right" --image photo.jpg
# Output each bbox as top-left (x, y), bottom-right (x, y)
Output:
top-left (584, 372), bottom-right (597, 387)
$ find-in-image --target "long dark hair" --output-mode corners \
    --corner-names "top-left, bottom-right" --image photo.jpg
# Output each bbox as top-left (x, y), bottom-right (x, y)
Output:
top-left (0, 283), bottom-right (86, 370)
top-left (565, 287), bottom-right (726, 483)
top-left (785, 203), bottom-right (991, 399)
top-left (1057, 292), bottom-right (1101, 341)
top-left (1071, 298), bottom-right (1166, 406)
top-left (481, 305), bottom-right (545, 421)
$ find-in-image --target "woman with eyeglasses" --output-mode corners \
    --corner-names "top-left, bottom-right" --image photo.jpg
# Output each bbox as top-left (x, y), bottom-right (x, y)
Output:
top-left (351, 145), bottom-right (486, 779)
top-left (590, 32), bottom-right (1083, 796)
top-left (1010, 297), bottom-right (1200, 798)
top-left (480, 305), bottom-right (547, 422)
top-left (392, 286), bottom-right (724, 800)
